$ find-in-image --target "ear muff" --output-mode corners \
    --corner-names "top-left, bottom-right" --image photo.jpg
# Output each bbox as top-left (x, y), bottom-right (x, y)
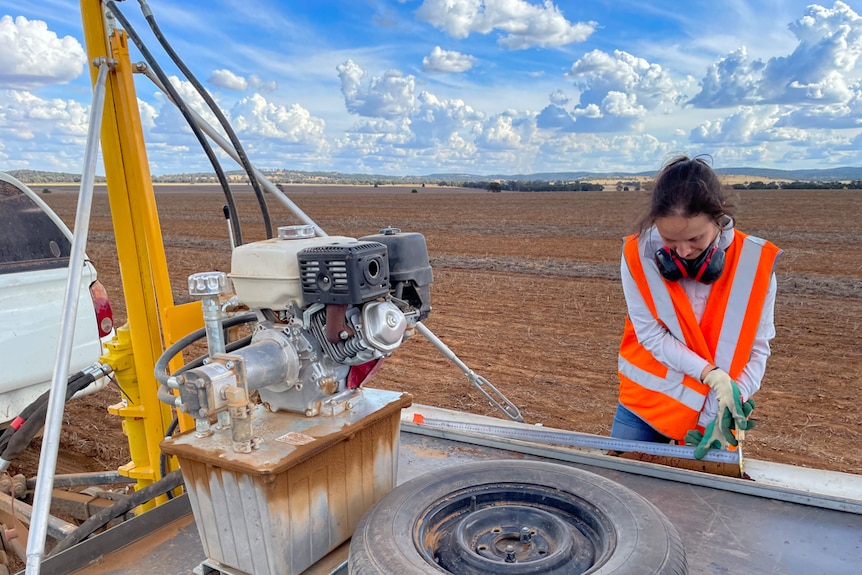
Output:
top-left (654, 246), bottom-right (687, 282)
top-left (689, 244), bottom-right (725, 284)
top-left (654, 243), bottom-right (726, 284)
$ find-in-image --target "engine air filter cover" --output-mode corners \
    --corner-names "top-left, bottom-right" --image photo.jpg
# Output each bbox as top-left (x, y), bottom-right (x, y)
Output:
top-left (299, 241), bottom-right (390, 305)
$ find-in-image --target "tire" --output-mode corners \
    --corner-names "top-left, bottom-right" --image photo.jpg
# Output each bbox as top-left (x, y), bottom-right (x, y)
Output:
top-left (348, 460), bottom-right (686, 575)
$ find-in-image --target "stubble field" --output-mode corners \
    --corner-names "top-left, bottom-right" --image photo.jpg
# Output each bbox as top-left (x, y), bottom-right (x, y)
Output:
top-left (11, 183), bottom-right (862, 478)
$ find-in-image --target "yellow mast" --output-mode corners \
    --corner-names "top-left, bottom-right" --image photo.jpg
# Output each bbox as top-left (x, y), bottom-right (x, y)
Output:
top-left (79, 0), bottom-right (198, 504)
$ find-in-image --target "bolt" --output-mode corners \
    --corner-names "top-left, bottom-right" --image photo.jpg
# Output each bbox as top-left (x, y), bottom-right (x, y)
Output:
top-left (386, 313), bottom-right (399, 327)
top-left (225, 361), bottom-right (235, 369)
top-left (505, 544), bottom-right (516, 563)
top-left (520, 527), bottom-right (532, 543)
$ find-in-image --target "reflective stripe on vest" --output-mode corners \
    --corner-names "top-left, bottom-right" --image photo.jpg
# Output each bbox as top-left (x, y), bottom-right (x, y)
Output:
top-left (619, 230), bottom-right (781, 439)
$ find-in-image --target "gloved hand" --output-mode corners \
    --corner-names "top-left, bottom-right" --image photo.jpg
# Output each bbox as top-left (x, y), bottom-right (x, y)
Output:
top-left (732, 399), bottom-right (756, 431)
top-left (684, 398), bottom-right (756, 459)
top-left (703, 368), bottom-right (748, 431)
top-left (684, 407), bottom-right (737, 459)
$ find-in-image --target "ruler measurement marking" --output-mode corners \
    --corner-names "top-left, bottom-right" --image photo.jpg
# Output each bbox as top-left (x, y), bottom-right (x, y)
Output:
top-left (416, 419), bottom-right (740, 465)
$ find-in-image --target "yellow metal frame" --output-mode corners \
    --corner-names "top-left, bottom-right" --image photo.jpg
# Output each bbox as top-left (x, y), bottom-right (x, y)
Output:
top-left (80, 0), bottom-right (198, 505)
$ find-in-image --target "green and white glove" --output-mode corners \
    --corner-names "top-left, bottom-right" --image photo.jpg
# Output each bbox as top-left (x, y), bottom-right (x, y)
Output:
top-left (734, 399), bottom-right (756, 431)
top-left (703, 368), bottom-right (748, 431)
top-left (684, 407), bottom-right (737, 459)
top-left (684, 399), bottom-right (756, 459)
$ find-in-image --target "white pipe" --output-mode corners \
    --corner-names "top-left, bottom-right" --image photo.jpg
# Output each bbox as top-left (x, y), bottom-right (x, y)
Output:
top-left (25, 58), bottom-right (110, 575)
top-left (139, 66), bottom-right (327, 237)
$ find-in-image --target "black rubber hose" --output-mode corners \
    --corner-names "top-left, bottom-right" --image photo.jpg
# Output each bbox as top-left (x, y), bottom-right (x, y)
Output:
top-left (105, 1), bottom-right (244, 247)
top-left (153, 312), bottom-right (257, 386)
top-left (159, 416), bottom-right (180, 500)
top-left (139, 0), bottom-right (273, 239)
top-left (181, 334), bottom-right (253, 374)
top-left (0, 372), bottom-right (82, 452)
top-left (0, 372), bottom-right (96, 463)
top-left (48, 469), bottom-right (185, 556)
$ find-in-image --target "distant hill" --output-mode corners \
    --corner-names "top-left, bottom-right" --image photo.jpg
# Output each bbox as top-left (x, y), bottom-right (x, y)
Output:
top-left (4, 169), bottom-right (105, 184)
top-left (715, 166), bottom-right (862, 181)
top-left (6, 166), bottom-right (862, 185)
top-left (439, 166), bottom-right (862, 182)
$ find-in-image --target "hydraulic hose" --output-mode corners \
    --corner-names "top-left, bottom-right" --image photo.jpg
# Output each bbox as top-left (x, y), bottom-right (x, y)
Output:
top-left (138, 0), bottom-right (273, 240)
top-left (105, 1), bottom-right (244, 247)
top-left (0, 370), bottom-right (101, 469)
top-left (153, 312), bottom-right (257, 387)
top-left (47, 469), bottom-right (185, 557)
top-left (159, 416), bottom-right (180, 500)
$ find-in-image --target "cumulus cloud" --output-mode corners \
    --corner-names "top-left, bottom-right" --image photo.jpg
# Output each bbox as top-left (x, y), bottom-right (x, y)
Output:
top-left (209, 69), bottom-right (248, 91)
top-left (337, 60), bottom-right (417, 118)
top-left (415, 0), bottom-right (596, 50)
top-left (0, 90), bottom-right (89, 137)
top-left (775, 92), bottom-right (862, 129)
top-left (549, 90), bottom-right (569, 106)
top-left (412, 91), bottom-right (484, 146)
top-left (0, 90), bottom-right (90, 171)
top-left (149, 76), bottom-right (220, 136)
top-left (208, 70), bottom-right (278, 94)
top-left (422, 46), bottom-right (477, 73)
top-left (536, 132), bottom-right (668, 172)
top-left (248, 74), bottom-right (278, 94)
top-left (689, 47), bottom-right (765, 108)
top-left (0, 16), bottom-right (87, 90)
top-left (690, 106), bottom-right (787, 144)
top-left (690, 1), bottom-right (862, 109)
top-left (567, 50), bottom-right (680, 109)
top-left (229, 94), bottom-right (328, 151)
top-left (477, 114), bottom-right (522, 149)
top-left (556, 49), bottom-right (680, 131)
top-left (536, 104), bottom-right (576, 130)
top-left (761, 1), bottom-right (862, 103)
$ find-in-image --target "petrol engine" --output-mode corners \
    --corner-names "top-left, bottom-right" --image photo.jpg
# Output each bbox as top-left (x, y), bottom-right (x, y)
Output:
top-left (160, 224), bottom-right (432, 450)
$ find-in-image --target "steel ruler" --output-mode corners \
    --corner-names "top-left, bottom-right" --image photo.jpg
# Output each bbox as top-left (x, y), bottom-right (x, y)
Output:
top-left (412, 417), bottom-right (741, 465)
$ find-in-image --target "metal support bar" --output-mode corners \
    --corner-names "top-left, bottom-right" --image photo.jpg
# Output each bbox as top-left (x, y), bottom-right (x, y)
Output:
top-left (25, 57), bottom-right (111, 575)
top-left (0, 490), bottom-right (77, 542)
top-left (414, 322), bottom-right (524, 422)
top-left (25, 472), bottom-right (136, 491)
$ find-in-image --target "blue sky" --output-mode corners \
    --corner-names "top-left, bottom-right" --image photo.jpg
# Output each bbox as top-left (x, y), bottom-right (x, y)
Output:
top-left (1, 0), bottom-right (861, 176)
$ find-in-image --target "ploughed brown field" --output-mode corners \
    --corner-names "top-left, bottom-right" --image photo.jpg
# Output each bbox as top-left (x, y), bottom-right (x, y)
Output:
top-left (11, 184), bottom-right (862, 478)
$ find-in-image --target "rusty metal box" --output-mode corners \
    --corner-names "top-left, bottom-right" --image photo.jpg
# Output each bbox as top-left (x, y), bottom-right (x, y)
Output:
top-left (161, 388), bottom-right (412, 575)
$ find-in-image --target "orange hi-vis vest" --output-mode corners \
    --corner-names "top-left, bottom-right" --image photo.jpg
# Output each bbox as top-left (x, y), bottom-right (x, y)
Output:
top-left (619, 230), bottom-right (782, 440)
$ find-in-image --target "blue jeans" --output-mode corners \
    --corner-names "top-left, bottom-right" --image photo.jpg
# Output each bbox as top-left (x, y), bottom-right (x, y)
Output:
top-left (610, 403), bottom-right (672, 443)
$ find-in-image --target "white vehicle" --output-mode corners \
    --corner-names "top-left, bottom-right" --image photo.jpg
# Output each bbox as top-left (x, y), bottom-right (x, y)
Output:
top-left (0, 171), bottom-right (114, 426)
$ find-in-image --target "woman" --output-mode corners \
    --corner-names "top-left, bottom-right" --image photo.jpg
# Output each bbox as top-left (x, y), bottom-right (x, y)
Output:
top-left (611, 155), bottom-right (782, 458)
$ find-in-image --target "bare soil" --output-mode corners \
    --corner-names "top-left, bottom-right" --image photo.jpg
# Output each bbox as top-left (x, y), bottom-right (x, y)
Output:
top-left (9, 184), bottom-right (862, 478)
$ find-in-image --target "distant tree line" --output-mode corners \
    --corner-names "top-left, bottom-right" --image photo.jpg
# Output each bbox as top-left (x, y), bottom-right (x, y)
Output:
top-left (11, 168), bottom-right (862, 191)
top-left (6, 169), bottom-right (106, 183)
top-left (463, 180), bottom-right (604, 192)
top-left (733, 180), bottom-right (862, 190)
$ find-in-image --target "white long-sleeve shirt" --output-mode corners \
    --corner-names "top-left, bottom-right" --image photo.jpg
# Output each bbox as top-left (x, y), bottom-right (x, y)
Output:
top-left (621, 226), bottom-right (777, 427)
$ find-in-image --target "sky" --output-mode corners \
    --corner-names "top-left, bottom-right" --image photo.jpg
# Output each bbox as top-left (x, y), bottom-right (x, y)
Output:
top-left (1, 0), bottom-right (861, 177)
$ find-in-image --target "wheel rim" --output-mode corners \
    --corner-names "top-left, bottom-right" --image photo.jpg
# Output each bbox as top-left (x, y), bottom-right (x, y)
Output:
top-left (414, 483), bottom-right (613, 575)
